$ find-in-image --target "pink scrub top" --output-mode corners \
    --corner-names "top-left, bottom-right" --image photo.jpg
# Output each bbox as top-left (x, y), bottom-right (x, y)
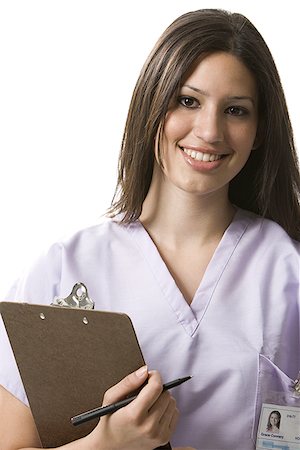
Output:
top-left (0, 208), bottom-right (299, 449)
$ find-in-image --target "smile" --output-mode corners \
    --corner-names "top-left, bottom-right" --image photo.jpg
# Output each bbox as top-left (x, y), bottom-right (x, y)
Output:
top-left (180, 146), bottom-right (223, 162)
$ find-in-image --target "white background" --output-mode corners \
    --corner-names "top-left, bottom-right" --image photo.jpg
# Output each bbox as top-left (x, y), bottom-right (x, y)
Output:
top-left (0, 0), bottom-right (299, 298)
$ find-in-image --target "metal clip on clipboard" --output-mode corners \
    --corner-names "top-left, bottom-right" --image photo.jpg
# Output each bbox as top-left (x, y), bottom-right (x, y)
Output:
top-left (51, 282), bottom-right (95, 310)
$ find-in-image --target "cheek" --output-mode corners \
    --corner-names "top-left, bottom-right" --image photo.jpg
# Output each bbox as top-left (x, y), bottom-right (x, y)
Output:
top-left (229, 122), bottom-right (257, 152)
top-left (163, 111), bottom-right (187, 143)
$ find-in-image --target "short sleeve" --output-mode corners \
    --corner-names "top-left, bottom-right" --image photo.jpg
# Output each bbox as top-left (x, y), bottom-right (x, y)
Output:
top-left (0, 242), bottom-right (64, 404)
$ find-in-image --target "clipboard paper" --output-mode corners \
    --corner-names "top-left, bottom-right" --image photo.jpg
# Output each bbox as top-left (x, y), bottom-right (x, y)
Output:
top-left (0, 302), bottom-right (145, 447)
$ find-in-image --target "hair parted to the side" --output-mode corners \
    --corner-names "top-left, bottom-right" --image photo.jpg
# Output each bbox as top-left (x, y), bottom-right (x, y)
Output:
top-left (267, 411), bottom-right (281, 431)
top-left (108, 9), bottom-right (300, 241)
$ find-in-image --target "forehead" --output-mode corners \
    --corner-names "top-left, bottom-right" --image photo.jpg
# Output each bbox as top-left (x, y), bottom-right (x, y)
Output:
top-left (182, 52), bottom-right (257, 99)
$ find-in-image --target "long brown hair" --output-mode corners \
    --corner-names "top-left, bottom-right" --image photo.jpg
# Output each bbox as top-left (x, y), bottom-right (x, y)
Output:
top-left (108, 9), bottom-right (300, 240)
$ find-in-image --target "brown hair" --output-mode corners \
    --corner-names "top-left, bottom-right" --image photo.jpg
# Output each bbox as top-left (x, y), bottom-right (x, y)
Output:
top-left (108, 9), bottom-right (300, 240)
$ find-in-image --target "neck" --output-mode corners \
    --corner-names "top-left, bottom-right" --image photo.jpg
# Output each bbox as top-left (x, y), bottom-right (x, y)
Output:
top-left (139, 170), bottom-right (236, 249)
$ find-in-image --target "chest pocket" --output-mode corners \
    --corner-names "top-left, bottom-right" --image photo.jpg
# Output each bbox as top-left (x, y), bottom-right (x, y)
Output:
top-left (251, 354), bottom-right (295, 444)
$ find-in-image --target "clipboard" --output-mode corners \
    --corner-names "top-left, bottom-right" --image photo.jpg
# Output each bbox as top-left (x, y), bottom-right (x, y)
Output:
top-left (0, 301), bottom-right (145, 447)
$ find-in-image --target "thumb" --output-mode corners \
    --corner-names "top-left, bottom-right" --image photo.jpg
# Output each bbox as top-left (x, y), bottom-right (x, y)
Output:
top-left (102, 365), bottom-right (148, 405)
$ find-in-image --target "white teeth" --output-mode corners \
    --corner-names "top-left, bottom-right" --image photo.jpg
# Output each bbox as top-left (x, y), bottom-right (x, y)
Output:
top-left (182, 147), bottom-right (222, 162)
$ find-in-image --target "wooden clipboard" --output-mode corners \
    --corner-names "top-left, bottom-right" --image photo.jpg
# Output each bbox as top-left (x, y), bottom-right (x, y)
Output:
top-left (0, 302), bottom-right (145, 447)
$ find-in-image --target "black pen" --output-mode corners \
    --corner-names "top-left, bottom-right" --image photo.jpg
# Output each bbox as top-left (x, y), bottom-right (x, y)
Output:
top-left (71, 375), bottom-right (192, 426)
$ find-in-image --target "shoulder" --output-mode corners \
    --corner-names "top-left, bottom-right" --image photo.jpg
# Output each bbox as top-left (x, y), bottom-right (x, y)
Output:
top-left (237, 208), bottom-right (300, 253)
top-left (233, 209), bottom-right (299, 298)
top-left (234, 208), bottom-right (299, 276)
top-left (37, 216), bottom-right (134, 271)
top-left (50, 216), bottom-right (130, 252)
top-left (5, 217), bottom-right (130, 303)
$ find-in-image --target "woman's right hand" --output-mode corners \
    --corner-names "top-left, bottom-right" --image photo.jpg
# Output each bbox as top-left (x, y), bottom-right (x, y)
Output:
top-left (0, 368), bottom-right (194, 450)
top-left (86, 366), bottom-right (179, 450)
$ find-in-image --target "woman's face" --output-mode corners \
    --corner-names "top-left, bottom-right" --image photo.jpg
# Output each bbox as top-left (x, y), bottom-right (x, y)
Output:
top-left (270, 413), bottom-right (280, 427)
top-left (158, 51), bottom-right (258, 200)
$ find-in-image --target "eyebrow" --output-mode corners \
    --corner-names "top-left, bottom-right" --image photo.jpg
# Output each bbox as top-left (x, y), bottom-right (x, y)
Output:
top-left (183, 84), bottom-right (256, 105)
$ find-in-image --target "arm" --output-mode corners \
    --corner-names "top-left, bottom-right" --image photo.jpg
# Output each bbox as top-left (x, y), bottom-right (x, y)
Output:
top-left (0, 367), bottom-right (185, 450)
top-left (0, 384), bottom-right (41, 449)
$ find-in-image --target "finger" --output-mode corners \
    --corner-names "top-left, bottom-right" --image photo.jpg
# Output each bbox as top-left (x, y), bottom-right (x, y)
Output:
top-left (168, 405), bottom-right (179, 435)
top-left (152, 392), bottom-right (178, 435)
top-left (102, 365), bottom-right (148, 405)
top-left (158, 395), bottom-right (178, 432)
top-left (131, 370), bottom-right (163, 413)
top-left (148, 391), bottom-right (172, 419)
top-left (144, 393), bottom-right (178, 444)
top-left (148, 393), bottom-right (178, 443)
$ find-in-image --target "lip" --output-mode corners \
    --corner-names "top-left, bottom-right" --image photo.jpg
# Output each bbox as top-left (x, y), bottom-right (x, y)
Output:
top-left (179, 144), bottom-right (228, 156)
top-left (178, 145), bottom-right (228, 171)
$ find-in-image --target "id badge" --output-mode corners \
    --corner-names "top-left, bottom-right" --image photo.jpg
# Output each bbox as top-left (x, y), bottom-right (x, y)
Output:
top-left (256, 403), bottom-right (300, 449)
top-left (256, 373), bottom-right (300, 450)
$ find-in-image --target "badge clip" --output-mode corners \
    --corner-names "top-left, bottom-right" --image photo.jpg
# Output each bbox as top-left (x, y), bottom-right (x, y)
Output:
top-left (293, 371), bottom-right (300, 396)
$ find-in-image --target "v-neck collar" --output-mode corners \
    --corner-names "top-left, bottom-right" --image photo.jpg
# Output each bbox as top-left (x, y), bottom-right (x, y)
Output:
top-left (125, 208), bottom-right (252, 337)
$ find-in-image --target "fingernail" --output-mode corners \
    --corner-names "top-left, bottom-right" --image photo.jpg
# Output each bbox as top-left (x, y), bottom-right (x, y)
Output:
top-left (135, 365), bottom-right (148, 377)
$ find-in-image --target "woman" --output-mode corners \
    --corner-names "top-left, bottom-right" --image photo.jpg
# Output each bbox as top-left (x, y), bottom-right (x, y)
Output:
top-left (266, 411), bottom-right (281, 434)
top-left (0, 8), bottom-right (299, 450)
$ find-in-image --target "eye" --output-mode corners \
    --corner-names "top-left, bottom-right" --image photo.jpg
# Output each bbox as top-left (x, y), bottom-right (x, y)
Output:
top-left (178, 96), bottom-right (200, 109)
top-left (225, 106), bottom-right (249, 116)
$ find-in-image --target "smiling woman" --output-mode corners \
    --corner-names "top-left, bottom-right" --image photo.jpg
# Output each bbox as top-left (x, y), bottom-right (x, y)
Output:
top-left (0, 8), bottom-right (299, 450)
top-left (159, 52), bottom-right (258, 198)
top-left (267, 410), bottom-right (281, 433)
top-left (109, 9), bottom-right (300, 238)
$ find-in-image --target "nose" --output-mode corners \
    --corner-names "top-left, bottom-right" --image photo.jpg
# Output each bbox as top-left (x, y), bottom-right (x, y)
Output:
top-left (192, 108), bottom-right (224, 144)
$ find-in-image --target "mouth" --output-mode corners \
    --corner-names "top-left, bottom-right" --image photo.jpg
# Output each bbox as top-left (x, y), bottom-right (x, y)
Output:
top-left (179, 146), bottom-right (227, 162)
